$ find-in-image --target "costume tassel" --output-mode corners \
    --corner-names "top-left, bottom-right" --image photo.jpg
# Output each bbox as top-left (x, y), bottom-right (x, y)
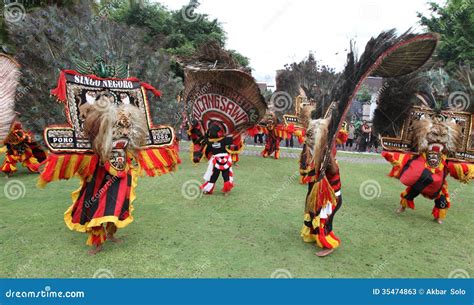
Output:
top-left (136, 148), bottom-right (180, 177)
top-left (400, 190), bottom-right (415, 209)
top-left (86, 227), bottom-right (107, 246)
top-left (306, 178), bottom-right (337, 213)
top-left (448, 162), bottom-right (474, 183)
top-left (438, 208), bottom-right (447, 219)
top-left (246, 126), bottom-right (260, 137)
top-left (294, 129), bottom-right (305, 144)
top-left (336, 130), bottom-right (349, 145)
top-left (38, 154), bottom-right (98, 188)
top-left (222, 181), bottom-right (234, 193)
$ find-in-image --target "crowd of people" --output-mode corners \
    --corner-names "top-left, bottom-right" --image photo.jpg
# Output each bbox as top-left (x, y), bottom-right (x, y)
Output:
top-left (339, 121), bottom-right (381, 153)
top-left (229, 120), bottom-right (380, 153)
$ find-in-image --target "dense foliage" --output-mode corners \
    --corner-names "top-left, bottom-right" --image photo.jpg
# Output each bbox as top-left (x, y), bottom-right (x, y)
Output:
top-left (101, 0), bottom-right (249, 67)
top-left (1, 0), bottom-right (251, 138)
top-left (418, 0), bottom-right (473, 71)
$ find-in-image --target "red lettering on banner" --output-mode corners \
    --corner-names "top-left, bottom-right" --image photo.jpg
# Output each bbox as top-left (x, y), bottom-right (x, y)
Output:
top-left (225, 101), bottom-right (235, 114)
top-left (210, 94), bottom-right (217, 110)
top-left (196, 96), bottom-right (204, 114)
top-left (234, 111), bottom-right (248, 125)
top-left (230, 104), bottom-right (240, 118)
top-left (192, 94), bottom-right (249, 126)
top-left (203, 95), bottom-right (210, 110)
top-left (221, 96), bottom-right (228, 112)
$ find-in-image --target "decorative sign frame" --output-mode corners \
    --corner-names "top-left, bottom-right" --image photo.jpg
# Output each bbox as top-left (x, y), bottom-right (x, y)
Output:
top-left (183, 69), bottom-right (266, 137)
top-left (46, 71), bottom-right (174, 153)
top-left (283, 114), bottom-right (301, 127)
top-left (381, 106), bottom-right (474, 162)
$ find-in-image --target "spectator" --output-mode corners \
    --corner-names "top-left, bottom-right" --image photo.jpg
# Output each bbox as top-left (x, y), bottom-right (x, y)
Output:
top-left (359, 121), bottom-right (372, 152)
top-left (254, 131), bottom-right (264, 144)
top-left (370, 131), bottom-right (380, 153)
top-left (346, 123), bottom-right (355, 151)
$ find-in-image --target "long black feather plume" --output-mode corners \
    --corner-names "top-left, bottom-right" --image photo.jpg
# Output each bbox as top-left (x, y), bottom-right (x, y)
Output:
top-left (316, 29), bottom-right (437, 179)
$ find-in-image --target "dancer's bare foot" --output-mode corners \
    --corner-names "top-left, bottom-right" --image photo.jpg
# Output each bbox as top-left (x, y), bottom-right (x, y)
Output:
top-left (234, 163), bottom-right (239, 168)
top-left (107, 235), bottom-right (123, 244)
top-left (224, 192), bottom-right (229, 197)
top-left (435, 218), bottom-right (443, 224)
top-left (88, 244), bottom-right (103, 255)
top-left (396, 206), bottom-right (406, 214)
top-left (316, 249), bottom-right (334, 257)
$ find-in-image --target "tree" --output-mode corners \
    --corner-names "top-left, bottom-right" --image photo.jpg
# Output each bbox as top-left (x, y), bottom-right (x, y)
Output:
top-left (418, 0), bottom-right (474, 71)
top-left (228, 49), bottom-right (250, 67)
top-left (355, 85), bottom-right (372, 104)
top-left (102, 0), bottom-right (250, 68)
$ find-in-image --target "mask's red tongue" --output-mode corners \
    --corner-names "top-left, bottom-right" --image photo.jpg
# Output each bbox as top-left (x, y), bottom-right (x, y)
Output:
top-left (115, 141), bottom-right (126, 149)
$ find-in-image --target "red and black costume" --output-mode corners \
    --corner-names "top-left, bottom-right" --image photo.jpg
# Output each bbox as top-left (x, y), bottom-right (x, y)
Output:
top-left (188, 119), bottom-right (206, 163)
top-left (300, 142), bottom-right (344, 250)
top-left (182, 68), bottom-right (266, 196)
top-left (297, 30), bottom-right (439, 254)
top-left (262, 125), bottom-right (282, 159)
top-left (374, 76), bottom-right (474, 223)
top-left (382, 151), bottom-right (473, 221)
top-left (199, 124), bottom-right (235, 194)
top-left (39, 70), bottom-right (180, 248)
top-left (1, 122), bottom-right (46, 176)
top-left (247, 121), bottom-right (304, 160)
top-left (228, 135), bottom-right (244, 164)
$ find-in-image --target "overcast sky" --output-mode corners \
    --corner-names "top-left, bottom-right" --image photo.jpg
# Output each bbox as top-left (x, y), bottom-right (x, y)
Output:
top-left (155, 0), bottom-right (443, 86)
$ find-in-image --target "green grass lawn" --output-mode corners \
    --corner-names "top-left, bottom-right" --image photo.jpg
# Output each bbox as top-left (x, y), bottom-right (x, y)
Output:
top-left (0, 152), bottom-right (472, 278)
